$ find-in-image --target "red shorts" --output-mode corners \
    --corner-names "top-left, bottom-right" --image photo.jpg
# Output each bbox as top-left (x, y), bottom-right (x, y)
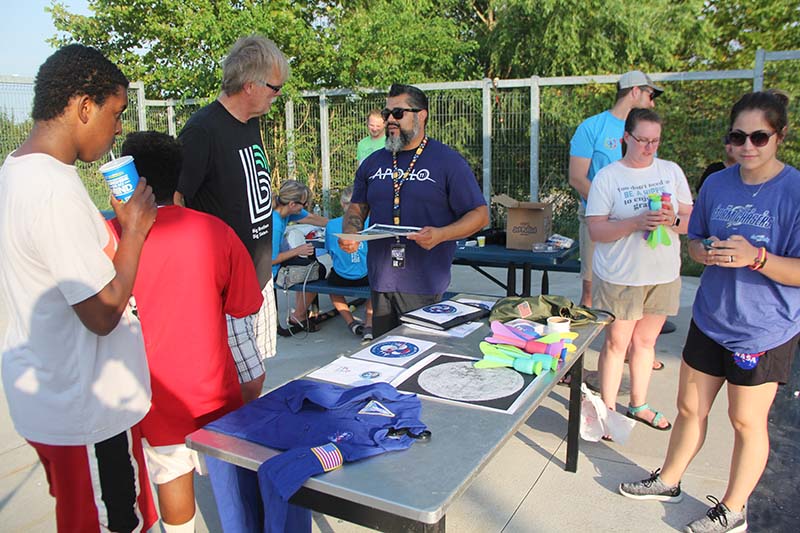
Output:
top-left (28, 425), bottom-right (157, 532)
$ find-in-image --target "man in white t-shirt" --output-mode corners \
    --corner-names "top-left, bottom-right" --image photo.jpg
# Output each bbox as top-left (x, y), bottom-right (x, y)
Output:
top-left (0, 45), bottom-right (158, 532)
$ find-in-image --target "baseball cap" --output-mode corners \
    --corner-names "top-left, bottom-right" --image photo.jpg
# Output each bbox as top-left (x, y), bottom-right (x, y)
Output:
top-left (618, 70), bottom-right (664, 96)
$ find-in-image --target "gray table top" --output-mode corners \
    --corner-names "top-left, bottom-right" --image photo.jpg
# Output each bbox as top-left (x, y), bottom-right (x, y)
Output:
top-left (187, 315), bottom-right (607, 524)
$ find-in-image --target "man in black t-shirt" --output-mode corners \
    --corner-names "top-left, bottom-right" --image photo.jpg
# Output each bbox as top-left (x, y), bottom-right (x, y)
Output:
top-left (176, 35), bottom-right (290, 402)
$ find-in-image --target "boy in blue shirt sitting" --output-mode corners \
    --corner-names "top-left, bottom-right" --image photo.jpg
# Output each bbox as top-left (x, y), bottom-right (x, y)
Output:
top-left (325, 186), bottom-right (374, 340)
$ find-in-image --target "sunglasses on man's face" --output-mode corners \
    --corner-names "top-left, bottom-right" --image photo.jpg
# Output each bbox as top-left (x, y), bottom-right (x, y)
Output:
top-left (637, 87), bottom-right (657, 101)
top-left (727, 130), bottom-right (777, 147)
top-left (254, 80), bottom-right (283, 93)
top-left (380, 107), bottom-right (422, 121)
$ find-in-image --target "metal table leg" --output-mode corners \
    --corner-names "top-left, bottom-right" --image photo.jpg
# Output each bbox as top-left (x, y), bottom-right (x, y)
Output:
top-left (506, 263), bottom-right (517, 297)
top-left (522, 264), bottom-right (532, 296)
top-left (566, 353), bottom-right (584, 473)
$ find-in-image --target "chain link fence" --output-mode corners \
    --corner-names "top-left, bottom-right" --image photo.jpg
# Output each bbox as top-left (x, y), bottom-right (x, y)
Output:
top-left (2, 50), bottom-right (798, 231)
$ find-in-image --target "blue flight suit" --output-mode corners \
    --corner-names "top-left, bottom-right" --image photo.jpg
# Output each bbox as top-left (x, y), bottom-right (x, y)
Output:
top-left (204, 380), bottom-right (428, 532)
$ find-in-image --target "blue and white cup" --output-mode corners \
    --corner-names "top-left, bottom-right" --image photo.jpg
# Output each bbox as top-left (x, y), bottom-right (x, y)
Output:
top-left (99, 155), bottom-right (140, 202)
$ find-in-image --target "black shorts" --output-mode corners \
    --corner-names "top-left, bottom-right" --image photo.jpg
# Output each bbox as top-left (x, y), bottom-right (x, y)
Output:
top-left (328, 268), bottom-right (369, 287)
top-left (683, 320), bottom-right (798, 386)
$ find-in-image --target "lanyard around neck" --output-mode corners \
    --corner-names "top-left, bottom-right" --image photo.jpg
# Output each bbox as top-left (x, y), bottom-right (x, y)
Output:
top-left (391, 136), bottom-right (428, 225)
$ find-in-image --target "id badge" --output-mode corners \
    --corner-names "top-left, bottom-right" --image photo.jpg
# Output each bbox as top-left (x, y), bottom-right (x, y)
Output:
top-left (391, 243), bottom-right (406, 269)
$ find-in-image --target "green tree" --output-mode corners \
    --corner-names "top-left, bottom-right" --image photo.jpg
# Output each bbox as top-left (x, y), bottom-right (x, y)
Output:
top-left (327, 0), bottom-right (480, 87)
top-left (454, 0), bottom-right (715, 78)
top-left (48, 0), bottom-right (480, 96)
top-left (48, 0), bottom-right (331, 99)
top-left (702, 0), bottom-right (800, 68)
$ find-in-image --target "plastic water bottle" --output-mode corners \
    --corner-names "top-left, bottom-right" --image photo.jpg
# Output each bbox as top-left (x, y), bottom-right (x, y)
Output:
top-left (313, 204), bottom-right (322, 217)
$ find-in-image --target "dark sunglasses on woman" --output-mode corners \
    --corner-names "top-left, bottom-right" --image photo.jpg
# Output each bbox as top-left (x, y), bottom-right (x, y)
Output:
top-left (727, 130), bottom-right (776, 147)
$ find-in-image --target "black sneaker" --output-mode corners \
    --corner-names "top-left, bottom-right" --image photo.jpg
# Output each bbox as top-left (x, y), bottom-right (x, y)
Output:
top-left (684, 496), bottom-right (747, 533)
top-left (619, 469), bottom-right (683, 503)
top-left (347, 318), bottom-right (365, 336)
top-left (361, 327), bottom-right (373, 342)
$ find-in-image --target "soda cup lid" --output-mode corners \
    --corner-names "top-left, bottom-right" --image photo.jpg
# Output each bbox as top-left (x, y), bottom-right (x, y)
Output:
top-left (99, 155), bottom-right (134, 173)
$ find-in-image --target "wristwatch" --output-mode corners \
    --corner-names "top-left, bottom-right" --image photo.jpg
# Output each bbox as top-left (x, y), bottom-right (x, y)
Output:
top-left (672, 216), bottom-right (680, 227)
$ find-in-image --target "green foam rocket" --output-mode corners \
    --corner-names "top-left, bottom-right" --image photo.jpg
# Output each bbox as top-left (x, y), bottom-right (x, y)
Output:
top-left (646, 193), bottom-right (672, 249)
top-left (475, 342), bottom-right (558, 375)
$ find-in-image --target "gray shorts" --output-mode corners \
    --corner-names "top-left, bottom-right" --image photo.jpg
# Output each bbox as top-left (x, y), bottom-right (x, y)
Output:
top-left (578, 205), bottom-right (594, 282)
top-left (227, 279), bottom-right (277, 383)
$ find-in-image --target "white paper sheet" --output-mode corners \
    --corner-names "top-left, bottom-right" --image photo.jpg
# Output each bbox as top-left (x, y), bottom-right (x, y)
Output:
top-left (350, 335), bottom-right (436, 366)
top-left (402, 300), bottom-right (483, 326)
top-left (307, 356), bottom-right (404, 386)
top-left (335, 223), bottom-right (421, 242)
top-left (403, 321), bottom-right (483, 338)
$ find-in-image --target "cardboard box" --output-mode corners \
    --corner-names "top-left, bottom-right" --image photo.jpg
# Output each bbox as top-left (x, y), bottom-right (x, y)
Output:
top-left (492, 194), bottom-right (553, 250)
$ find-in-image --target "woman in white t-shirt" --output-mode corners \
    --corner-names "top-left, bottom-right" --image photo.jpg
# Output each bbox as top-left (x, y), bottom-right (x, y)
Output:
top-left (586, 108), bottom-right (693, 434)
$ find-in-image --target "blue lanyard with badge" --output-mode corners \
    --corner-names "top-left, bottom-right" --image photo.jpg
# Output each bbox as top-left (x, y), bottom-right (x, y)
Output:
top-left (390, 136), bottom-right (428, 269)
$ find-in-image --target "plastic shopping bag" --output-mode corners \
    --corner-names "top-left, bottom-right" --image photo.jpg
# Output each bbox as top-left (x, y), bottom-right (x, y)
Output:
top-left (580, 383), bottom-right (636, 444)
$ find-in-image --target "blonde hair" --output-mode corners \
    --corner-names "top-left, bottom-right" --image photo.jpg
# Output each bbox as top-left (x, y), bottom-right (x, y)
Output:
top-left (277, 180), bottom-right (310, 205)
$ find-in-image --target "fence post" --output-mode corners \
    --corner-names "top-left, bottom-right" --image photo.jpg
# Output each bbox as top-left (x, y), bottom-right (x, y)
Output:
top-left (285, 99), bottom-right (296, 179)
top-left (753, 48), bottom-right (766, 91)
top-left (167, 100), bottom-right (176, 137)
top-left (529, 76), bottom-right (541, 202)
top-left (481, 78), bottom-right (492, 205)
top-left (134, 82), bottom-right (147, 131)
top-left (319, 93), bottom-right (331, 216)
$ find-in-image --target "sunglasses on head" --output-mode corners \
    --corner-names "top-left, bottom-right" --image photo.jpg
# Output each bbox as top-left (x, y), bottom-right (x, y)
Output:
top-left (727, 130), bottom-right (776, 147)
top-left (380, 107), bottom-right (422, 120)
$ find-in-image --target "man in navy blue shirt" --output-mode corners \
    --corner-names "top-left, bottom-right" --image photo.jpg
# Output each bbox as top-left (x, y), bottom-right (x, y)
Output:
top-left (340, 84), bottom-right (488, 337)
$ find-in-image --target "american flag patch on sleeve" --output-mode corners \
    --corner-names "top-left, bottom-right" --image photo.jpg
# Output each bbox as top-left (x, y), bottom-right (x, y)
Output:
top-left (311, 443), bottom-right (343, 472)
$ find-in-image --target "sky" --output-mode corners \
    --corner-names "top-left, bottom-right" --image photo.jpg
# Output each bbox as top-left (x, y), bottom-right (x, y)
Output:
top-left (0, 0), bottom-right (90, 77)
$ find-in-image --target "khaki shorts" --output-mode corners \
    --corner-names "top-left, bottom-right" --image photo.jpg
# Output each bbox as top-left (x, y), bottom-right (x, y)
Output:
top-left (592, 276), bottom-right (681, 321)
top-left (578, 205), bottom-right (594, 281)
top-left (142, 439), bottom-right (205, 485)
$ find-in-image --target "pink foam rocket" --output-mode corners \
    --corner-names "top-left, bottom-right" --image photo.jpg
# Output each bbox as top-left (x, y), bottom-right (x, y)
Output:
top-left (486, 321), bottom-right (565, 356)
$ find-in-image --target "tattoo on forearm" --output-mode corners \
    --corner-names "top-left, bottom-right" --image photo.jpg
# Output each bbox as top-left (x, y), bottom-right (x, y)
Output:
top-left (343, 203), bottom-right (369, 233)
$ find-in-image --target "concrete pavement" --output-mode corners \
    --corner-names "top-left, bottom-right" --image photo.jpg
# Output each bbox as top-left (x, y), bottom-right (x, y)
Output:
top-left (0, 264), bottom-right (783, 532)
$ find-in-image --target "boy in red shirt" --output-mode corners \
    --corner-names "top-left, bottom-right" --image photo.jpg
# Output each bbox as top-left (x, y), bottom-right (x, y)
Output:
top-left (115, 131), bottom-right (263, 532)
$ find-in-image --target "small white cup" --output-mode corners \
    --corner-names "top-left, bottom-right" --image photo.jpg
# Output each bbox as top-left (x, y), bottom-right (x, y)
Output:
top-left (546, 316), bottom-right (571, 334)
top-left (477, 236), bottom-right (486, 247)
